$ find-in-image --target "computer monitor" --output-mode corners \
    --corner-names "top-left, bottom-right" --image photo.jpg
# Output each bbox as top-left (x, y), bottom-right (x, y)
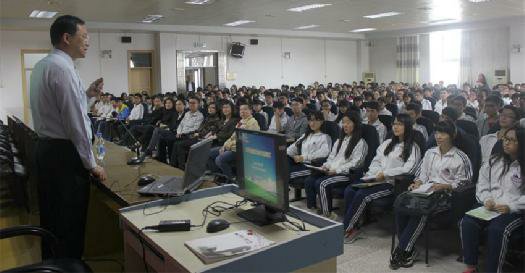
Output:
top-left (235, 128), bottom-right (289, 226)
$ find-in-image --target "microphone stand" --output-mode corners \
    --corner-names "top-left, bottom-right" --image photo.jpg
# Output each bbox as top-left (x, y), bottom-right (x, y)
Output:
top-left (116, 118), bottom-right (144, 165)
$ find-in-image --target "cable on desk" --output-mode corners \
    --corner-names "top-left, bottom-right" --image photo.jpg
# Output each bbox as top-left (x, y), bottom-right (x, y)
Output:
top-left (191, 199), bottom-right (248, 229)
top-left (285, 210), bottom-right (309, 232)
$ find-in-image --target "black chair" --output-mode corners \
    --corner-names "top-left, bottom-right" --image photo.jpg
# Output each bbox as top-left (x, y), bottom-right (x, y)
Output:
top-left (378, 115), bottom-right (393, 132)
top-left (421, 110), bottom-right (439, 125)
top-left (289, 121), bottom-right (341, 201)
top-left (0, 225), bottom-right (92, 273)
top-left (456, 119), bottom-right (480, 140)
top-left (253, 112), bottom-right (268, 131)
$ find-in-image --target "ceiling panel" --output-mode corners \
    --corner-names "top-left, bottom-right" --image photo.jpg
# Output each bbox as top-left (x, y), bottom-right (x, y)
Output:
top-left (1, 0), bottom-right (523, 33)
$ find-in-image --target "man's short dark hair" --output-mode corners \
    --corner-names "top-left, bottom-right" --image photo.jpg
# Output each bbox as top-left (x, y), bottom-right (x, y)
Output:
top-left (50, 15), bottom-right (85, 46)
top-left (188, 96), bottom-right (201, 103)
top-left (442, 107), bottom-right (460, 121)
top-left (273, 101), bottom-right (285, 109)
top-left (485, 95), bottom-right (503, 107)
top-left (365, 101), bottom-right (380, 111)
top-left (406, 102), bottom-right (422, 114)
top-left (292, 97), bottom-right (304, 104)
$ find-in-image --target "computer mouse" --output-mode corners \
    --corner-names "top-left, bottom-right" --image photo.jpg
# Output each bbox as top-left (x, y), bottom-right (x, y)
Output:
top-left (138, 174), bottom-right (156, 186)
top-left (206, 219), bottom-right (230, 233)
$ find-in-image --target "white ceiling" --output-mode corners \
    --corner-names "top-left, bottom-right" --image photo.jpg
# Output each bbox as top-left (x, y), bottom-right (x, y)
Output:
top-left (1, 0), bottom-right (524, 34)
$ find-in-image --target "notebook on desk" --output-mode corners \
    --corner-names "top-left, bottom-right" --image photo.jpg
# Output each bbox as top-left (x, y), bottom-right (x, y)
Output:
top-left (185, 230), bottom-right (274, 264)
top-left (138, 139), bottom-right (212, 196)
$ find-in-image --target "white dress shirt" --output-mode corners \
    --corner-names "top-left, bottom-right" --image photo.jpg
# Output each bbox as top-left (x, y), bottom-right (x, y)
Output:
top-left (434, 100), bottom-right (447, 115)
top-left (128, 103), bottom-right (144, 121)
top-left (268, 112), bottom-right (289, 133)
top-left (30, 48), bottom-right (96, 169)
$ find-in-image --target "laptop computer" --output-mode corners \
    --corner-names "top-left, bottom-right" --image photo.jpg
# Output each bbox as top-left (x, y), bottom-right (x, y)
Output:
top-left (138, 138), bottom-right (212, 196)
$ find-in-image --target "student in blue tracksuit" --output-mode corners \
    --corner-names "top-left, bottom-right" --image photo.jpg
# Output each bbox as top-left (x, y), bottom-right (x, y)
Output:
top-left (304, 111), bottom-right (368, 218)
top-left (460, 125), bottom-right (524, 273)
top-left (287, 111), bottom-right (332, 182)
top-left (390, 120), bottom-right (473, 270)
top-left (343, 113), bottom-right (422, 242)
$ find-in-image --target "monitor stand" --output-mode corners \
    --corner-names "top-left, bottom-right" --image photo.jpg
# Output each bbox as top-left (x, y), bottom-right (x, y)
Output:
top-left (237, 205), bottom-right (286, 226)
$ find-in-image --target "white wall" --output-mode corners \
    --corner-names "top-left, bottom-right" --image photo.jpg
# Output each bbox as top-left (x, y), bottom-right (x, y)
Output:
top-left (157, 33), bottom-right (363, 91)
top-left (0, 30), bottom-right (155, 122)
top-left (510, 23), bottom-right (525, 84)
top-left (369, 37), bottom-right (397, 84)
top-left (368, 24), bottom-right (525, 85)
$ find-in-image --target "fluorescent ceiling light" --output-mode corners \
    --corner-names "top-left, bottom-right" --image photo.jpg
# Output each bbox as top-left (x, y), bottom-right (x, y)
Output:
top-left (29, 10), bottom-right (58, 19)
top-left (364, 11), bottom-right (402, 19)
top-left (224, 20), bottom-right (255, 26)
top-left (288, 3), bottom-right (332, 12)
top-left (141, 15), bottom-right (163, 23)
top-left (351, 28), bottom-right (376, 32)
top-left (294, 25), bottom-right (320, 30)
top-left (469, 0), bottom-right (490, 2)
top-left (185, 0), bottom-right (215, 5)
top-left (341, 19), bottom-right (352, 22)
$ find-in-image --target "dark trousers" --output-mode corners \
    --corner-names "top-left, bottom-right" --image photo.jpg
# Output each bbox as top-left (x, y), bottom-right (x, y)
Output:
top-left (36, 139), bottom-right (90, 259)
top-left (460, 206), bottom-right (523, 273)
top-left (395, 211), bottom-right (429, 252)
top-left (288, 157), bottom-right (311, 180)
top-left (304, 174), bottom-right (351, 216)
top-left (343, 182), bottom-right (393, 231)
top-left (171, 137), bottom-right (199, 168)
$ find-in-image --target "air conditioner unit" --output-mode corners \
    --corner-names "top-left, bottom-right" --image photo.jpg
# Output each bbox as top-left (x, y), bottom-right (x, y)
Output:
top-left (363, 72), bottom-right (376, 83)
top-left (494, 69), bottom-right (508, 85)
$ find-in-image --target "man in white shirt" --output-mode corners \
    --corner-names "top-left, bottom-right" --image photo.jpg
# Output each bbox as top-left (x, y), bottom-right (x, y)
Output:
top-left (414, 89), bottom-right (432, 111)
top-left (451, 95), bottom-right (477, 122)
top-left (366, 101), bottom-right (387, 143)
top-left (268, 101), bottom-right (289, 133)
top-left (378, 97), bottom-right (392, 116)
top-left (127, 94), bottom-right (144, 121)
top-left (30, 15), bottom-right (106, 259)
top-left (434, 89), bottom-right (449, 115)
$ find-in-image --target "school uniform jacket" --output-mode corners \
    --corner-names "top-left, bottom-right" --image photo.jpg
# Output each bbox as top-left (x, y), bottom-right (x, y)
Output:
top-left (322, 137), bottom-right (368, 175)
top-left (365, 139), bottom-right (421, 183)
top-left (476, 159), bottom-right (524, 213)
top-left (286, 132), bottom-right (332, 163)
top-left (415, 146), bottom-right (473, 189)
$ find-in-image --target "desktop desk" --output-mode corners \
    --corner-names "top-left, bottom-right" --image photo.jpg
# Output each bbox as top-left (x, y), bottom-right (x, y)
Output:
top-left (119, 185), bottom-right (343, 273)
top-left (84, 142), bottom-right (215, 258)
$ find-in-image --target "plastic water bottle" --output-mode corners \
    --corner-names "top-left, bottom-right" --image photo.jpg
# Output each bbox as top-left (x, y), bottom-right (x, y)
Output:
top-left (95, 132), bottom-right (106, 161)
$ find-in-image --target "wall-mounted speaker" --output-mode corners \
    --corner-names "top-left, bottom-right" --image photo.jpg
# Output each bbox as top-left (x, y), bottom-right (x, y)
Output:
top-left (121, 36), bottom-right (132, 43)
top-left (250, 39), bottom-right (258, 45)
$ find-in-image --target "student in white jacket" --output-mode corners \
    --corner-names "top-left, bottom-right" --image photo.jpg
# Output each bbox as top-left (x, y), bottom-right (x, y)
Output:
top-left (287, 112), bottom-right (332, 181)
top-left (479, 105), bottom-right (521, 165)
top-left (344, 113), bottom-right (422, 242)
top-left (390, 120), bottom-right (473, 270)
top-left (304, 112), bottom-right (368, 218)
top-left (460, 125), bottom-right (524, 273)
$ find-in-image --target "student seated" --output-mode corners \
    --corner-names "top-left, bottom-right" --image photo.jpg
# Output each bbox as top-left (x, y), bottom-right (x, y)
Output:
top-left (170, 102), bottom-right (222, 168)
top-left (287, 111), bottom-right (332, 182)
top-left (343, 113), bottom-right (421, 242)
top-left (365, 101), bottom-right (387, 143)
top-left (476, 95), bottom-right (503, 138)
top-left (460, 125), bottom-right (524, 273)
top-left (208, 102), bottom-right (260, 180)
top-left (406, 103), bottom-right (429, 142)
top-left (285, 98), bottom-right (308, 141)
top-left (479, 105), bottom-right (521, 165)
top-left (390, 120), bottom-right (473, 270)
top-left (268, 101), bottom-right (289, 133)
top-left (304, 112), bottom-right (368, 218)
top-left (321, 99), bottom-right (337, 122)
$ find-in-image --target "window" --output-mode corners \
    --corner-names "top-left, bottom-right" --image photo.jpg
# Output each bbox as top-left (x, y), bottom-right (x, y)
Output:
top-left (430, 29), bottom-right (461, 85)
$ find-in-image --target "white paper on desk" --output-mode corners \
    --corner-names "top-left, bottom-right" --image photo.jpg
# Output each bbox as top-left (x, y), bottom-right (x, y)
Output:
top-left (411, 183), bottom-right (434, 195)
top-left (186, 230), bottom-right (274, 257)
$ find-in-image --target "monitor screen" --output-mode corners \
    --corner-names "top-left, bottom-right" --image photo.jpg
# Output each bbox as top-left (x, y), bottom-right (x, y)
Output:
top-left (236, 129), bottom-right (288, 211)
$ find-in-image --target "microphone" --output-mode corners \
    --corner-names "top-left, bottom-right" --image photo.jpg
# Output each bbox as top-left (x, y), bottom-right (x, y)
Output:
top-left (115, 118), bottom-right (144, 165)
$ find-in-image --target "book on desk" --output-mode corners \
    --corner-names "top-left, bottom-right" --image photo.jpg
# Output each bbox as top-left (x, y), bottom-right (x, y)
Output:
top-left (185, 230), bottom-right (274, 264)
